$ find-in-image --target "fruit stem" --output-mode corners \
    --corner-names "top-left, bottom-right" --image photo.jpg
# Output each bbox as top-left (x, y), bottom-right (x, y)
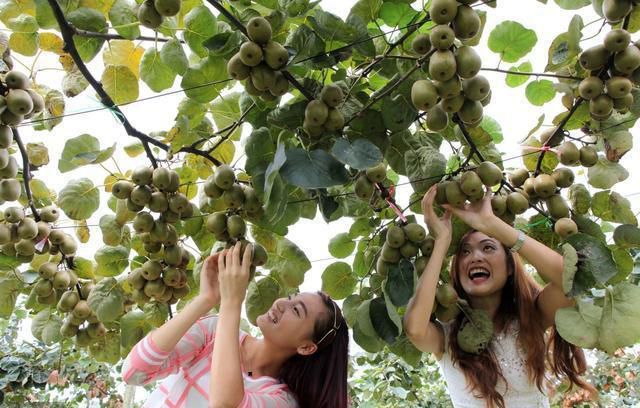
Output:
top-left (12, 128), bottom-right (41, 222)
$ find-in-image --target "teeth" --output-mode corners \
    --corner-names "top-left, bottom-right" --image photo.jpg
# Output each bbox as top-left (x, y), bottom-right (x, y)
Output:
top-left (469, 268), bottom-right (489, 278)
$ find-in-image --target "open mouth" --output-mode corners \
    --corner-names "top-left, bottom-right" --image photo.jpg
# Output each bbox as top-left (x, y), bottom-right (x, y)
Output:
top-left (468, 268), bottom-right (490, 283)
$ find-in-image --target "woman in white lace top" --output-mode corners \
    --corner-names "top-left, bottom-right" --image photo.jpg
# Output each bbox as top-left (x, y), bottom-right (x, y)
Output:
top-left (404, 186), bottom-right (594, 407)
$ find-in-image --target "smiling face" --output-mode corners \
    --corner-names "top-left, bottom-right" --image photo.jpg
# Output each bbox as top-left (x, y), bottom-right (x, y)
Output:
top-left (455, 231), bottom-right (511, 299)
top-left (256, 292), bottom-right (331, 355)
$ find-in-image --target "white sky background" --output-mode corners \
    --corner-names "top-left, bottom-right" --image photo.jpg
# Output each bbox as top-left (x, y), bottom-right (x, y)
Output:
top-left (4, 0), bottom-right (640, 402)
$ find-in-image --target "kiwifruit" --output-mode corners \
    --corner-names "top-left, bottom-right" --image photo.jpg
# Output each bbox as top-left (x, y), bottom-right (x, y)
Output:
top-left (411, 34), bottom-right (431, 55)
top-left (59, 235), bottom-right (77, 255)
top-left (14, 238), bottom-right (35, 256)
top-left (0, 178), bottom-right (20, 201)
top-left (445, 180), bottom-right (466, 208)
top-left (458, 99), bottom-right (483, 124)
top-left (150, 167), bottom-right (170, 191)
top-left (48, 229), bottom-right (66, 245)
top-left (243, 188), bottom-right (262, 214)
top-left (508, 168), bottom-right (529, 188)
top-left (57, 290), bottom-right (79, 312)
top-left (491, 194), bottom-right (507, 216)
top-left (354, 175), bottom-right (374, 200)
top-left (0, 224), bottom-right (11, 245)
top-left (168, 193), bottom-right (189, 214)
top-left (506, 191), bottom-right (529, 214)
top-left (154, 0), bottom-right (180, 16)
top-left (79, 282), bottom-right (94, 300)
top-left (430, 24), bottom-right (455, 50)
top-left (269, 72), bottom-right (289, 97)
top-left (434, 76), bottom-right (462, 99)
top-left (476, 161), bottom-right (503, 187)
top-left (164, 245), bottom-right (182, 266)
top-left (264, 41), bottom-right (289, 70)
top-left (162, 266), bottom-right (182, 287)
top-left (204, 176), bottom-right (223, 199)
top-left (252, 243), bottom-right (267, 266)
top-left (0, 125), bottom-right (12, 148)
top-left (557, 141), bottom-right (581, 166)
top-left (441, 94), bottom-right (465, 113)
top-left (17, 217), bottom-right (38, 240)
top-left (551, 167), bottom-right (575, 188)
top-left (404, 223), bottom-right (426, 243)
top-left (130, 185), bottom-right (152, 206)
top-left (303, 120), bottom-right (323, 138)
top-left (578, 76), bottom-right (604, 100)
top-left (579, 45), bottom-right (611, 71)
top-left (227, 53), bottom-right (251, 81)
top-left (147, 191), bottom-right (167, 213)
top-left (137, 1), bottom-right (163, 29)
top-left (429, 0), bottom-right (458, 24)
top-left (455, 46), bottom-right (481, 79)
top-left (244, 78), bottom-right (262, 96)
top-left (365, 163), bottom-right (387, 183)
top-left (239, 41), bottom-right (263, 67)
top-left (579, 145), bottom-right (599, 167)
top-left (6, 89), bottom-right (33, 116)
top-left (462, 75), bottom-right (490, 101)
top-left (305, 100), bottom-right (329, 125)
top-left (400, 241), bottom-right (419, 258)
top-left (127, 198), bottom-right (145, 212)
top-left (421, 237), bottom-right (435, 257)
top-left (320, 84), bottom-right (344, 108)
top-left (52, 269), bottom-right (71, 290)
top-left (546, 194), bottom-right (570, 219)
top-left (4, 206), bottom-right (24, 223)
top-left (426, 103), bottom-right (449, 131)
top-left (250, 64), bottom-right (276, 91)
top-left (141, 260), bottom-right (163, 281)
top-left (380, 242), bottom-right (401, 263)
top-left (149, 219), bottom-right (169, 243)
top-left (132, 166), bottom-right (153, 186)
top-left (604, 28), bottom-right (631, 53)
top-left (72, 300), bottom-right (92, 319)
top-left (605, 76), bottom-right (632, 99)
top-left (603, 0), bottom-right (632, 23)
top-left (554, 217), bottom-right (578, 238)
top-left (539, 127), bottom-right (564, 147)
top-left (0, 156), bottom-right (17, 178)
top-left (214, 164), bottom-right (235, 190)
top-left (0, 110), bottom-right (23, 126)
top-left (452, 5), bottom-right (481, 39)
top-left (111, 180), bottom-right (134, 200)
top-left (589, 94), bottom-right (614, 117)
top-left (386, 225), bottom-right (406, 248)
top-left (411, 80), bottom-right (439, 111)
top-left (87, 322), bottom-right (106, 339)
top-left (133, 211), bottom-right (154, 234)
top-left (376, 257), bottom-right (389, 277)
top-left (459, 171), bottom-right (483, 197)
top-left (436, 283), bottom-right (458, 307)
top-left (614, 45), bottom-right (640, 74)
top-left (429, 50), bottom-right (457, 82)
top-left (533, 174), bottom-right (557, 198)
top-left (34, 279), bottom-right (54, 297)
top-left (4, 71), bottom-right (29, 89)
top-left (227, 215), bottom-right (246, 238)
top-left (221, 184), bottom-right (245, 209)
top-left (128, 268), bottom-right (146, 290)
top-left (247, 17), bottom-right (272, 45)
top-left (324, 108), bottom-right (345, 131)
top-left (613, 93), bottom-right (635, 111)
top-left (144, 279), bottom-right (167, 299)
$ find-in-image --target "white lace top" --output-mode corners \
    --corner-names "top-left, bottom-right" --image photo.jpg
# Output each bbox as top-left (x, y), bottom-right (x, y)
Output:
top-left (437, 321), bottom-right (550, 408)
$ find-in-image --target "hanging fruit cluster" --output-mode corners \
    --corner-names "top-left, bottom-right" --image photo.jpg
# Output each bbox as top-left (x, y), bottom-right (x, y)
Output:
top-left (0, 125), bottom-right (20, 202)
top-left (578, 27), bottom-right (639, 121)
top-left (111, 166), bottom-right (193, 305)
top-left (0, 71), bottom-right (45, 127)
top-left (354, 163), bottom-right (388, 202)
top-left (376, 220), bottom-right (433, 279)
top-left (203, 164), bottom-right (268, 274)
top-left (227, 17), bottom-right (290, 101)
top-left (435, 160), bottom-right (502, 206)
top-left (410, 0), bottom-right (487, 130)
top-left (302, 84), bottom-right (345, 138)
top-left (137, 0), bottom-right (181, 29)
top-left (434, 282), bottom-right (460, 322)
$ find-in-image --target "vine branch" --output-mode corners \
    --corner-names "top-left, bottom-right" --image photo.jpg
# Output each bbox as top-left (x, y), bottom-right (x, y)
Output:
top-left (12, 128), bottom-right (40, 222)
top-left (480, 67), bottom-right (583, 81)
top-left (73, 28), bottom-right (182, 43)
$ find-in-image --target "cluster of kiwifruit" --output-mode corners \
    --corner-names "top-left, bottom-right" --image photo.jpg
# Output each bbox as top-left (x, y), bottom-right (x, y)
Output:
top-left (0, 125), bottom-right (20, 203)
top-left (354, 163), bottom-right (389, 202)
top-left (0, 70), bottom-right (45, 127)
top-left (203, 164), bottom-right (268, 272)
top-left (434, 281), bottom-right (460, 322)
top-left (302, 84), bottom-right (345, 138)
top-left (436, 161), bottom-right (503, 207)
top-left (227, 17), bottom-right (290, 101)
top-left (128, 258), bottom-right (191, 306)
top-left (376, 220), bottom-right (432, 277)
top-left (577, 28), bottom-right (639, 120)
top-left (57, 280), bottom-right (108, 348)
top-left (410, 0), bottom-right (487, 130)
top-left (111, 166), bottom-right (193, 305)
top-left (0, 206), bottom-right (72, 263)
top-left (137, 0), bottom-right (181, 29)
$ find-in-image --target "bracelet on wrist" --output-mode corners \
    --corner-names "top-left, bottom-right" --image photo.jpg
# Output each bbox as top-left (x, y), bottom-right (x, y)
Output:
top-left (509, 230), bottom-right (526, 253)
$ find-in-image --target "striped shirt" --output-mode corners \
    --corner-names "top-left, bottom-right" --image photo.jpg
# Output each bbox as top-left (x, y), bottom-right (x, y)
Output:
top-left (122, 314), bottom-right (299, 408)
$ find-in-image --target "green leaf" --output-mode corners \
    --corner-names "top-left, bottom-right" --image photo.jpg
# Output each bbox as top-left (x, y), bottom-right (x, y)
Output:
top-left (101, 64), bottom-right (139, 105)
top-left (609, 246), bottom-right (633, 284)
top-left (382, 90), bottom-right (418, 132)
top-left (522, 136), bottom-right (559, 174)
top-left (8, 32), bottom-right (38, 56)
top-left (488, 20), bottom-right (537, 63)
top-left (181, 55), bottom-right (227, 103)
top-left (553, 0), bottom-right (590, 9)
top-left (280, 148), bottom-right (350, 189)
top-left (35, 0), bottom-right (57, 29)
top-left (94, 245), bottom-right (130, 277)
top-left (479, 116), bottom-right (503, 143)
top-left (342, 294), bottom-right (362, 327)
top-left (202, 31), bottom-right (243, 57)
top-left (87, 277), bottom-right (125, 322)
top-left (210, 93), bottom-right (242, 140)
top-left (555, 299), bottom-right (601, 349)
top-left (384, 259), bottom-right (414, 307)
top-left (379, 1), bottom-right (418, 27)
top-left (587, 158), bottom-right (629, 189)
top-left (591, 191), bottom-right (637, 226)
top-left (566, 233), bottom-right (618, 294)
top-left (525, 79), bottom-right (556, 106)
top-left (30, 308), bottom-right (62, 345)
top-left (67, 8), bottom-right (107, 62)
top-left (120, 309), bottom-right (151, 353)
top-left (108, 0), bottom-right (140, 40)
top-left (349, 0), bottom-right (382, 21)
top-left (286, 24), bottom-right (326, 65)
top-left (160, 38), bottom-right (189, 75)
top-left (72, 257), bottom-right (96, 279)
top-left (140, 47), bottom-right (175, 92)
top-left (265, 236), bottom-right (312, 288)
top-left (505, 61), bottom-right (532, 87)
top-left (405, 144), bottom-right (447, 194)
top-left (58, 134), bottom-right (116, 173)
top-left (562, 243), bottom-right (578, 294)
top-left (143, 301), bottom-right (169, 327)
top-left (599, 283), bottom-right (640, 353)
top-left (353, 320), bottom-right (384, 353)
top-left (331, 138), bottom-right (383, 170)
top-left (328, 233), bottom-right (356, 258)
top-left (99, 215), bottom-right (123, 246)
top-left (89, 330), bottom-right (121, 364)
top-left (388, 335), bottom-right (423, 367)
top-left (369, 296), bottom-right (400, 344)
top-left (57, 178), bottom-right (100, 220)
top-left (0, 270), bottom-right (23, 318)
top-left (246, 276), bottom-right (282, 325)
top-left (183, 5), bottom-right (217, 57)
top-left (322, 262), bottom-right (357, 300)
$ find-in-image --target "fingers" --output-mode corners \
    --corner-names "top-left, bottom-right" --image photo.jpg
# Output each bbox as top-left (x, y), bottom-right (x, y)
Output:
top-left (242, 243), bottom-right (253, 270)
top-left (218, 249), bottom-right (226, 274)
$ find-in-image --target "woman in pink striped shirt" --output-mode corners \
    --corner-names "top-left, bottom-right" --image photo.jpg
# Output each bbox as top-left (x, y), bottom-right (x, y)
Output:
top-left (122, 242), bottom-right (349, 408)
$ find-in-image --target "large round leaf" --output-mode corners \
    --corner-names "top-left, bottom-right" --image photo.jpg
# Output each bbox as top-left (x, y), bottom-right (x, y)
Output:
top-left (57, 178), bottom-right (100, 220)
top-left (246, 277), bottom-right (282, 325)
top-left (87, 277), bottom-right (125, 322)
top-left (322, 262), bottom-right (357, 300)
